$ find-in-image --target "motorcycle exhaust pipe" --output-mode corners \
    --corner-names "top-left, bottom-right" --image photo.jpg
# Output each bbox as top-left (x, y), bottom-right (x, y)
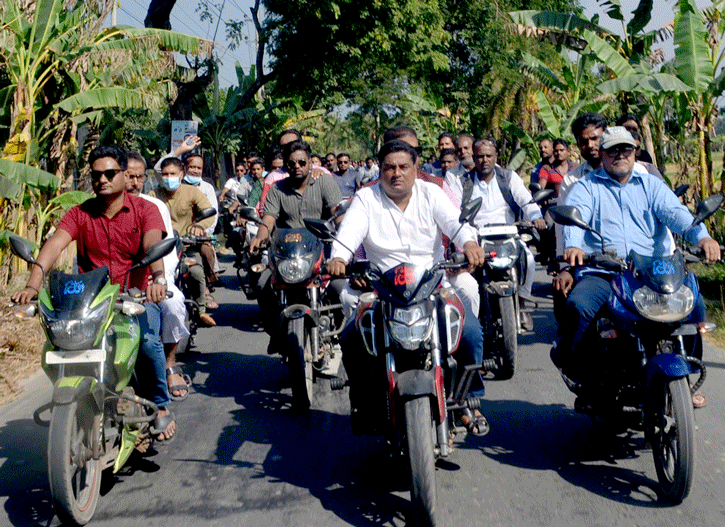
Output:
top-left (117, 392), bottom-right (159, 424)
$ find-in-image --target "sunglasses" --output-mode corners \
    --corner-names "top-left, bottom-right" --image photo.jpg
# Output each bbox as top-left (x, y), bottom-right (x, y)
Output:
top-left (90, 168), bottom-right (123, 182)
top-left (604, 146), bottom-right (635, 157)
top-left (286, 159), bottom-right (308, 170)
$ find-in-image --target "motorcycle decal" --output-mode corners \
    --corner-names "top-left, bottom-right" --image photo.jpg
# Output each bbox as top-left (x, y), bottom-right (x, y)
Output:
top-left (435, 365), bottom-right (445, 423)
top-left (284, 232), bottom-right (302, 243)
top-left (652, 260), bottom-right (676, 276)
top-left (63, 280), bottom-right (86, 295)
top-left (393, 265), bottom-right (416, 286)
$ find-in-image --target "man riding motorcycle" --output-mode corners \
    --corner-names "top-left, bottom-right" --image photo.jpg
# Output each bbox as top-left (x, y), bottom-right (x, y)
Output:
top-left (327, 139), bottom-right (489, 436)
top-left (553, 127), bottom-right (720, 407)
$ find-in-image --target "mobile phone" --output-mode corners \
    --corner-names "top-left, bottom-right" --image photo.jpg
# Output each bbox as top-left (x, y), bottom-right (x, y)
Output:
top-left (186, 138), bottom-right (194, 146)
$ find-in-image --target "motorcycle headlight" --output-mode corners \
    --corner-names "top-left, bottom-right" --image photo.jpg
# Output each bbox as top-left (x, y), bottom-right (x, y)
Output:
top-left (41, 297), bottom-right (112, 350)
top-left (277, 257), bottom-right (312, 283)
top-left (388, 306), bottom-right (433, 350)
top-left (632, 284), bottom-right (695, 323)
top-left (485, 243), bottom-right (518, 269)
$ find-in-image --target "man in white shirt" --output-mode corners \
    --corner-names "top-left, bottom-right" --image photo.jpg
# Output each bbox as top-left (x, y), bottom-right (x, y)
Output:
top-left (127, 152), bottom-right (191, 401)
top-left (328, 140), bottom-right (489, 436)
top-left (460, 138), bottom-right (546, 331)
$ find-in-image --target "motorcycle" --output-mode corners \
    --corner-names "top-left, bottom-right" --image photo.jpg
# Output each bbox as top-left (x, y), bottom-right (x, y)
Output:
top-left (308, 198), bottom-right (484, 527)
top-left (231, 195), bottom-right (267, 300)
top-left (9, 234), bottom-right (177, 525)
top-left (175, 207), bottom-right (217, 354)
top-left (474, 188), bottom-right (553, 380)
top-left (239, 201), bottom-right (350, 410)
top-left (548, 194), bottom-right (723, 503)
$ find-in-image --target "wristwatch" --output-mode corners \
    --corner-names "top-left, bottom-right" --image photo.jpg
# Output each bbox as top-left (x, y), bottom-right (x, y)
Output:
top-left (154, 277), bottom-right (167, 286)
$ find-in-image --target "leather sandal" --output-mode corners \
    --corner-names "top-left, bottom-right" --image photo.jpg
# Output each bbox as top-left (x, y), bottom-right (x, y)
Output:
top-left (460, 408), bottom-right (490, 437)
top-left (166, 366), bottom-right (192, 401)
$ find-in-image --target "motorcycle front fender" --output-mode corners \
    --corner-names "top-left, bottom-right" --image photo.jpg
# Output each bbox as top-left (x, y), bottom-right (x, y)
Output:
top-left (396, 369), bottom-right (436, 398)
top-left (484, 280), bottom-right (516, 297)
top-left (645, 353), bottom-right (691, 388)
top-left (52, 376), bottom-right (104, 413)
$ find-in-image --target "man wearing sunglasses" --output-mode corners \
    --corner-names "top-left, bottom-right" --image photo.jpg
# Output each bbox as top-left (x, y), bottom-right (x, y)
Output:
top-left (249, 140), bottom-right (342, 352)
top-left (554, 127), bottom-right (720, 405)
top-left (12, 146), bottom-right (177, 441)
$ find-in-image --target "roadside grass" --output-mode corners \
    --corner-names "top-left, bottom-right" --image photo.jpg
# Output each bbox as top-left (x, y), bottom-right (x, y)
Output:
top-left (691, 263), bottom-right (725, 349)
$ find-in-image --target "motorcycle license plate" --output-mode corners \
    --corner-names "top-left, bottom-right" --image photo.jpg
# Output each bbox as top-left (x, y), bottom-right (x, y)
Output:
top-left (45, 349), bottom-right (106, 364)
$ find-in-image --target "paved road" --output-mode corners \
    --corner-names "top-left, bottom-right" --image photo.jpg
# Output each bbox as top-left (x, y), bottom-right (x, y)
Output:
top-left (2, 258), bottom-right (725, 526)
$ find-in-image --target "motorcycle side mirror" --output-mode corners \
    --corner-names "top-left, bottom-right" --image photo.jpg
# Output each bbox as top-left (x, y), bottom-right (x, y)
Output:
top-left (683, 194), bottom-right (724, 239)
top-left (236, 193), bottom-right (249, 206)
top-left (531, 188), bottom-right (554, 203)
top-left (238, 206), bottom-right (262, 224)
top-left (549, 205), bottom-right (605, 252)
top-left (529, 181), bottom-right (542, 193)
top-left (674, 184), bottom-right (690, 198)
top-left (459, 197), bottom-right (482, 225)
top-left (133, 237), bottom-right (178, 270)
top-left (194, 207), bottom-right (217, 222)
top-left (330, 199), bottom-right (352, 220)
top-left (304, 219), bottom-right (336, 242)
top-left (9, 235), bottom-right (38, 265)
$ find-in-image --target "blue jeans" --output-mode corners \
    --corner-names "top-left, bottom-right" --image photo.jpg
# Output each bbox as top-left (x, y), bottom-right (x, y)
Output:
top-left (135, 303), bottom-right (170, 408)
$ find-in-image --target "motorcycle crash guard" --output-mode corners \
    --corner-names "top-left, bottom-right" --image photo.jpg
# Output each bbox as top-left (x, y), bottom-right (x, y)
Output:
top-left (52, 376), bottom-right (104, 412)
top-left (645, 353), bottom-right (691, 388)
top-left (484, 280), bottom-right (516, 297)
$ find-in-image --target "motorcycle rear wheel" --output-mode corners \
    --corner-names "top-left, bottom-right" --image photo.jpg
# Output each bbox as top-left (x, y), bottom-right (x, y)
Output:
top-left (405, 397), bottom-right (437, 527)
top-left (651, 377), bottom-right (695, 503)
top-left (495, 296), bottom-right (517, 380)
top-left (47, 399), bottom-right (102, 526)
top-left (287, 317), bottom-right (313, 410)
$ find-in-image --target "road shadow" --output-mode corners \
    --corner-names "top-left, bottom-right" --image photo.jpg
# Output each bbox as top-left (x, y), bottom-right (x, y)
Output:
top-left (458, 398), bottom-right (676, 508)
top-left (0, 418), bottom-right (54, 527)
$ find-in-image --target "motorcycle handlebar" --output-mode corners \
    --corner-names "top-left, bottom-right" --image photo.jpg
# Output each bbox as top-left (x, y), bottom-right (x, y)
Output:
top-left (180, 234), bottom-right (214, 245)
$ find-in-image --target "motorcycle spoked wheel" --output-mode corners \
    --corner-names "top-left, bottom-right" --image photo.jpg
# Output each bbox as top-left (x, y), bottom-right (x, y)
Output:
top-left (404, 397), bottom-right (438, 527)
top-left (494, 296), bottom-right (517, 380)
top-left (650, 377), bottom-right (695, 503)
top-left (47, 399), bottom-right (102, 526)
top-left (287, 317), bottom-right (313, 410)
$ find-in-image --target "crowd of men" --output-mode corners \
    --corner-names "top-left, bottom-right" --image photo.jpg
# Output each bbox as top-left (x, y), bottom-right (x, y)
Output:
top-left (11, 110), bottom-right (720, 446)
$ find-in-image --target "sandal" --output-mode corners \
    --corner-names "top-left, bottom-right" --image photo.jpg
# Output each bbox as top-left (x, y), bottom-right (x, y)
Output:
top-left (692, 389), bottom-right (707, 409)
top-left (205, 293), bottom-right (219, 310)
top-left (460, 408), bottom-right (490, 437)
top-left (150, 410), bottom-right (176, 442)
top-left (166, 366), bottom-right (192, 401)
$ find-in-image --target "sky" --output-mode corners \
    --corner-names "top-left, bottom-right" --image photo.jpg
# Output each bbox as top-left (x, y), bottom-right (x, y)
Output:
top-left (114, 0), bottom-right (260, 88)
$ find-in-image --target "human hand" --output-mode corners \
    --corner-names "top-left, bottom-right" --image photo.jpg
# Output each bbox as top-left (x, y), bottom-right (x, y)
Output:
top-left (145, 282), bottom-right (168, 303)
top-left (11, 285), bottom-right (39, 305)
top-left (176, 135), bottom-right (201, 156)
top-left (311, 168), bottom-right (323, 181)
top-left (463, 240), bottom-right (486, 268)
top-left (553, 270), bottom-right (574, 297)
top-left (563, 247), bottom-right (586, 266)
top-left (533, 218), bottom-right (547, 231)
top-left (698, 237), bottom-right (721, 263)
top-left (189, 225), bottom-right (205, 237)
top-left (326, 257), bottom-right (347, 277)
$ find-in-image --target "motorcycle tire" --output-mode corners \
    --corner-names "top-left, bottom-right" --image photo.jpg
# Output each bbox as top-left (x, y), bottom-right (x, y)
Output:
top-left (287, 317), bottom-right (313, 410)
top-left (495, 296), bottom-right (517, 380)
top-left (651, 376), bottom-right (695, 503)
top-left (405, 397), bottom-right (437, 527)
top-left (47, 399), bottom-right (102, 526)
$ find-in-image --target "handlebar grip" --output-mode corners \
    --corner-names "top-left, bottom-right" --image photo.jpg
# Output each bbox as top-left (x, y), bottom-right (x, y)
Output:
top-left (166, 290), bottom-right (173, 298)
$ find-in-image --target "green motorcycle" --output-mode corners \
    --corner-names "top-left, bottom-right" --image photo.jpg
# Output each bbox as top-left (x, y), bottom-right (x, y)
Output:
top-left (9, 234), bottom-right (176, 526)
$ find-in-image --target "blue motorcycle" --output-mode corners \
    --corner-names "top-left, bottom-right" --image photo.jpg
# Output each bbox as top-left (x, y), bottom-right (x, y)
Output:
top-left (549, 194), bottom-right (723, 503)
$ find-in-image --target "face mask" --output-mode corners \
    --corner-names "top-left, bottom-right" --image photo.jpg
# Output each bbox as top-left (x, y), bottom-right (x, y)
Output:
top-left (183, 175), bottom-right (202, 185)
top-left (162, 177), bottom-right (181, 191)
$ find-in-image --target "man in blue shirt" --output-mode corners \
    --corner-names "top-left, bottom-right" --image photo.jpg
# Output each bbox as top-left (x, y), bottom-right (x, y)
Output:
top-left (554, 127), bottom-right (720, 396)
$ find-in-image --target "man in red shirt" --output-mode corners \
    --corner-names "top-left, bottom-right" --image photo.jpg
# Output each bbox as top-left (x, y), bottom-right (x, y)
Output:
top-left (12, 146), bottom-right (176, 441)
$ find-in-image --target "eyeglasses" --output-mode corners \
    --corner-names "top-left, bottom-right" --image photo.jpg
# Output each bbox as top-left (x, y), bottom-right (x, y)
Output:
top-left (90, 168), bottom-right (123, 182)
top-left (286, 159), bottom-right (308, 170)
top-left (127, 173), bottom-right (146, 181)
top-left (604, 146), bottom-right (635, 157)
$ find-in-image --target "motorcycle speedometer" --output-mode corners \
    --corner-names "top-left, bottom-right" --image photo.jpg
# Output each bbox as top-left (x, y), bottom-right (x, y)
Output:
top-left (632, 284), bottom-right (695, 323)
top-left (41, 297), bottom-right (112, 350)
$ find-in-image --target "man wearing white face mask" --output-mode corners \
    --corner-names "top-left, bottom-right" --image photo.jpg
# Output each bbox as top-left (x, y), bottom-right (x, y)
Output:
top-left (150, 158), bottom-right (217, 326)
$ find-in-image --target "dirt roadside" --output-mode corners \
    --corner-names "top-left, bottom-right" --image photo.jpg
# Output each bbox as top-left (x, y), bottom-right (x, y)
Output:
top-left (0, 296), bottom-right (44, 406)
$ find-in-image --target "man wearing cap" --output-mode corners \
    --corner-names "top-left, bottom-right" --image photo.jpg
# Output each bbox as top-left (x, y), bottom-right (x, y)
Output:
top-left (553, 126), bottom-right (720, 403)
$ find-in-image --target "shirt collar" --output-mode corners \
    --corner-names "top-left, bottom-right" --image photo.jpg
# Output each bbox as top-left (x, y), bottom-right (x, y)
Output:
top-left (591, 164), bottom-right (645, 185)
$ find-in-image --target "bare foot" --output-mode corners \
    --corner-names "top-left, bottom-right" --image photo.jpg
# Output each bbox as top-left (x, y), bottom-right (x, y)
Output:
top-left (156, 408), bottom-right (176, 441)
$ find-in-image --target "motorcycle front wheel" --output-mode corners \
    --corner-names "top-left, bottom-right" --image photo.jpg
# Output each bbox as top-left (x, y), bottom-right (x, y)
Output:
top-left (405, 397), bottom-right (437, 527)
top-left (287, 317), bottom-right (313, 410)
top-left (495, 295), bottom-right (517, 380)
top-left (651, 377), bottom-right (695, 503)
top-left (47, 399), bottom-right (102, 526)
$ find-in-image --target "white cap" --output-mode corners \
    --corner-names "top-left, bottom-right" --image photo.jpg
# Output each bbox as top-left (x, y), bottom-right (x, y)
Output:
top-left (600, 126), bottom-right (637, 150)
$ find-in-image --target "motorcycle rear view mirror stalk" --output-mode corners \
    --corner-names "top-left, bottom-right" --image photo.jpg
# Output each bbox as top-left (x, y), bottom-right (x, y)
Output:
top-left (549, 205), bottom-right (607, 253)
top-left (122, 237), bottom-right (178, 293)
top-left (9, 235), bottom-right (46, 283)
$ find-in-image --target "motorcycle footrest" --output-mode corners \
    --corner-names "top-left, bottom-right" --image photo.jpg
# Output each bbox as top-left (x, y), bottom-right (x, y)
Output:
top-left (481, 358), bottom-right (498, 372)
top-left (330, 377), bottom-right (349, 390)
top-left (446, 396), bottom-right (481, 412)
